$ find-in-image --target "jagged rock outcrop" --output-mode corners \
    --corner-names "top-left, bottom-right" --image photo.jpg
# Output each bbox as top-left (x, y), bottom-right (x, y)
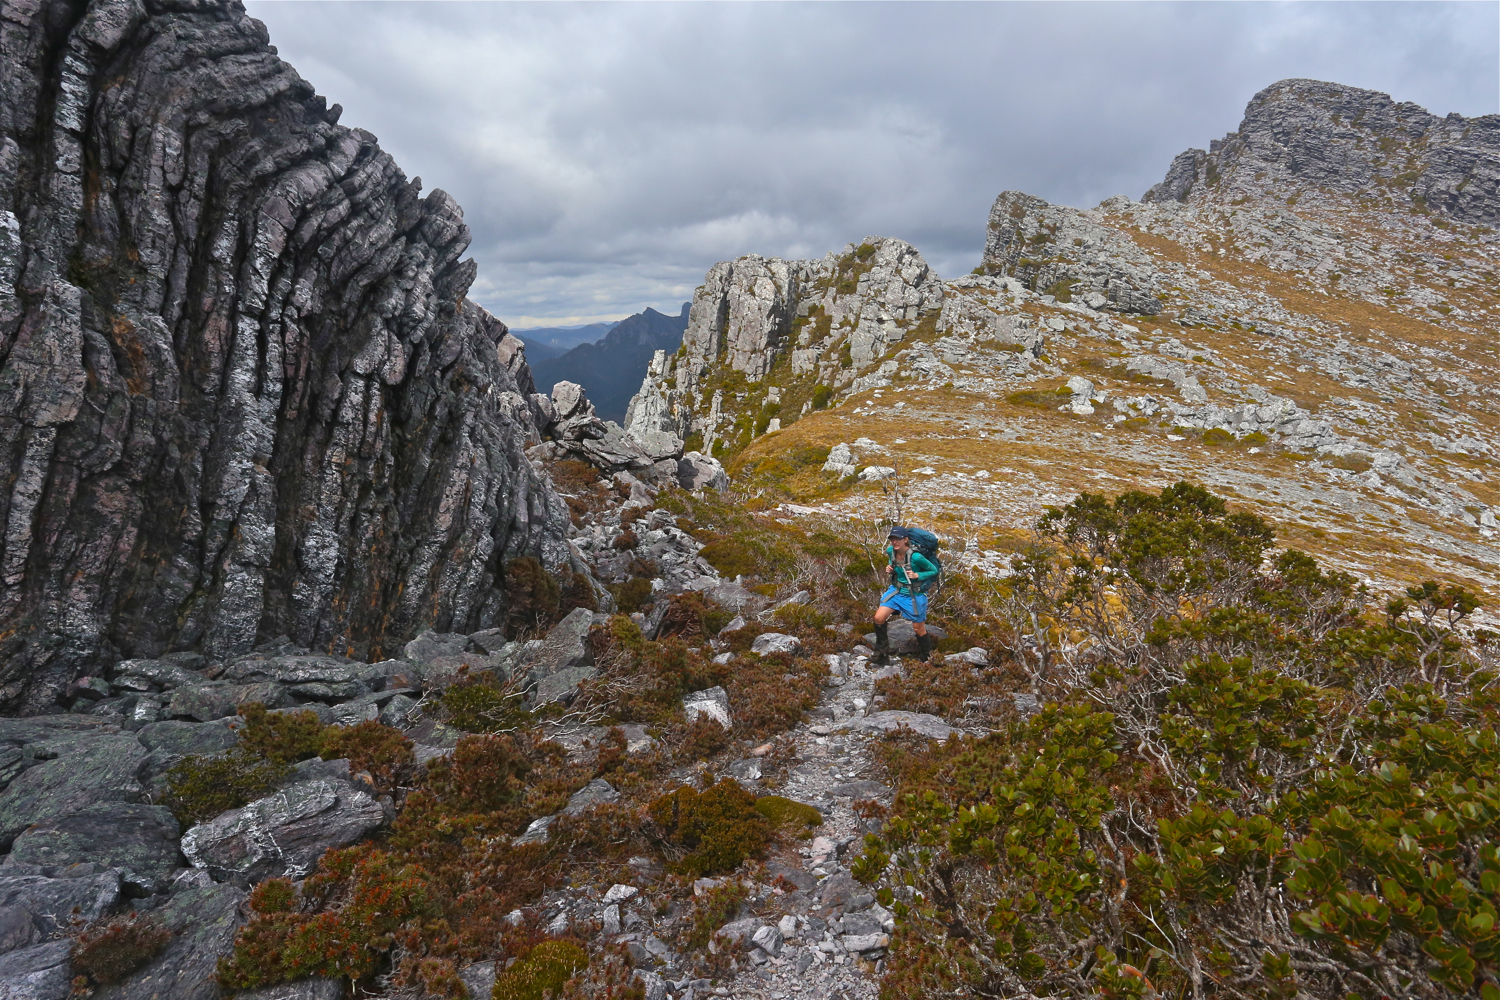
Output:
top-left (981, 192), bottom-right (1162, 314)
top-left (1142, 78), bottom-right (1500, 225)
top-left (634, 237), bottom-right (942, 457)
top-left (0, 0), bottom-right (571, 709)
top-left (678, 238), bottom-right (942, 395)
top-left (538, 380), bottom-right (683, 484)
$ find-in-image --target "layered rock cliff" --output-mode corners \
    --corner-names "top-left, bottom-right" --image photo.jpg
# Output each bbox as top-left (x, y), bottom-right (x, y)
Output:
top-left (0, 0), bottom-right (570, 710)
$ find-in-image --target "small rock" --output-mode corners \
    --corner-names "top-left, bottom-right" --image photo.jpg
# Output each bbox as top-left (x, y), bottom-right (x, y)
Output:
top-left (563, 779), bottom-right (620, 815)
top-left (513, 815), bottom-right (554, 846)
top-left (632, 970), bottom-right (668, 1000)
top-left (682, 687), bottom-right (732, 729)
top-left (842, 932), bottom-right (890, 953)
top-left (725, 758), bottom-right (762, 788)
top-left (751, 633), bottom-right (800, 655)
top-left (858, 466), bottom-right (896, 482)
top-left (751, 923), bottom-right (784, 956)
top-left (71, 677), bottom-right (111, 701)
top-left (716, 917), bottom-right (763, 948)
top-left (378, 693), bottom-right (418, 729)
top-left (777, 915), bottom-right (798, 939)
top-left (458, 961), bottom-right (497, 1000)
top-left (829, 779), bottom-right (891, 800)
top-left (1012, 693), bottom-right (1040, 716)
top-left (846, 710), bottom-right (957, 740)
top-left (602, 884), bottom-right (639, 904)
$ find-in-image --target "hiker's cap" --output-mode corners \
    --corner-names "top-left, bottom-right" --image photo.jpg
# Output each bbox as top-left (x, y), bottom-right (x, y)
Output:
top-left (887, 526), bottom-right (911, 540)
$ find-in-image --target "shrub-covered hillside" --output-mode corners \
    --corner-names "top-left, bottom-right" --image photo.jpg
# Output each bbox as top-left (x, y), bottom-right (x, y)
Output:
top-left (853, 484), bottom-right (1498, 999)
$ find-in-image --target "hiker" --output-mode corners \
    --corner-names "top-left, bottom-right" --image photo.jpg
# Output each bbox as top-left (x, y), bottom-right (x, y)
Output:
top-left (873, 526), bottom-right (940, 664)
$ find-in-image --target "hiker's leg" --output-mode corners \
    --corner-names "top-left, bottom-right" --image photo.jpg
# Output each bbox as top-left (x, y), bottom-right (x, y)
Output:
top-left (916, 633), bottom-right (933, 662)
top-left (912, 596), bottom-right (931, 662)
top-left (873, 593), bottom-right (896, 664)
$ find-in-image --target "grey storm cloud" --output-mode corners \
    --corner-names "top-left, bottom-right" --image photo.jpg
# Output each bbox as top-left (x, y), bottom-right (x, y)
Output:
top-left (245, 1), bottom-right (1498, 327)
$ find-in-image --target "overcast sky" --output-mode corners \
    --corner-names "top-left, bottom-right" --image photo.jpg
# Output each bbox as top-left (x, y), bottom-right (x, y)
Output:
top-left (246, 1), bottom-right (1498, 328)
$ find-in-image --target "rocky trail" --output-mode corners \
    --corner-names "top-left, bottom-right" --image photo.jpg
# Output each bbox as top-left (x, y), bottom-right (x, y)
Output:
top-left (518, 615), bottom-right (980, 1000)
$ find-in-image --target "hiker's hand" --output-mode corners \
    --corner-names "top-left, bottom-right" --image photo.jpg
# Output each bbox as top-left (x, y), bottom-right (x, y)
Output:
top-left (904, 568), bottom-right (915, 581)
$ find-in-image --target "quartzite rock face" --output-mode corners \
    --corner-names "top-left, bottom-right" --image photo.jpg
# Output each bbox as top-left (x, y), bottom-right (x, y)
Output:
top-left (179, 776), bottom-right (386, 885)
top-left (0, 0), bottom-right (572, 711)
top-left (1142, 78), bottom-right (1500, 226)
top-left (981, 191), bottom-right (1163, 314)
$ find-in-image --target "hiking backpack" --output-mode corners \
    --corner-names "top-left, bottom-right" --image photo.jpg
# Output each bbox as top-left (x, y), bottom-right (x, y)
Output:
top-left (904, 527), bottom-right (943, 593)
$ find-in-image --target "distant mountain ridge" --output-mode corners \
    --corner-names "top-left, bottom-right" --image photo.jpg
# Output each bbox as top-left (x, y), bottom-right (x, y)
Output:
top-left (512, 322), bottom-right (620, 363)
top-left (531, 305), bottom-right (690, 423)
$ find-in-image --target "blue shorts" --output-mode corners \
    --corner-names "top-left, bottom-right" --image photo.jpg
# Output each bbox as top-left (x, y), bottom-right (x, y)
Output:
top-left (879, 587), bottom-right (928, 623)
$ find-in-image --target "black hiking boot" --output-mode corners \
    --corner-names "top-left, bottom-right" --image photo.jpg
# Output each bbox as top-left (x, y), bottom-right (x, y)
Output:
top-left (916, 632), bottom-right (933, 663)
top-left (873, 623), bottom-right (891, 665)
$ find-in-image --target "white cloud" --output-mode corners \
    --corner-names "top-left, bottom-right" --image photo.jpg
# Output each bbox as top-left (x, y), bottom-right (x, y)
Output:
top-left (246, 0), bottom-right (1498, 325)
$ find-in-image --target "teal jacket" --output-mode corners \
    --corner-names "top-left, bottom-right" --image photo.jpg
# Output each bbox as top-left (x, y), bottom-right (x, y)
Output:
top-left (885, 546), bottom-right (939, 595)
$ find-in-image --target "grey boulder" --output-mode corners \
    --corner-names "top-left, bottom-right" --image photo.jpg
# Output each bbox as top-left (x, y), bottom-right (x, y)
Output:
top-left (459, 961), bottom-right (497, 1000)
top-left (682, 687), bottom-right (732, 730)
top-left (0, 940), bottom-right (73, 999)
top-left (0, 734), bottom-right (147, 848)
top-left (751, 633), bottom-right (801, 656)
top-left (8, 803), bottom-right (182, 887)
top-left (403, 632), bottom-right (509, 691)
top-left (845, 710), bottom-right (958, 740)
top-left (563, 779), bottom-right (620, 816)
top-left (231, 980), bottom-right (344, 1000)
top-left (166, 682), bottom-right (290, 722)
top-left (527, 607), bottom-right (597, 705)
top-left (180, 778), bottom-right (386, 885)
top-left (0, 870), bottom-right (121, 948)
top-left (676, 452), bottom-right (729, 492)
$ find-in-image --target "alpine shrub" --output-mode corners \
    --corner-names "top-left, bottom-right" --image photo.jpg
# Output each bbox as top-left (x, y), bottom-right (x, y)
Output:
top-left (648, 780), bottom-right (770, 876)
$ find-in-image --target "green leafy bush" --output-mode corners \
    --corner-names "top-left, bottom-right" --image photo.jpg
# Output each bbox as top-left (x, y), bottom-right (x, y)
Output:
top-left (506, 556), bottom-right (562, 633)
top-left (321, 720), bottom-right (415, 793)
top-left (648, 780), bottom-right (770, 876)
top-left (754, 795), bottom-right (823, 838)
top-left (235, 702), bottom-right (327, 764)
top-left (612, 577), bottom-right (655, 614)
top-left (492, 940), bottom-right (588, 1000)
top-left (435, 670), bottom-right (526, 733)
top-left (71, 914), bottom-right (171, 985)
top-left (676, 717), bottom-right (731, 762)
top-left (163, 702), bottom-right (326, 824)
